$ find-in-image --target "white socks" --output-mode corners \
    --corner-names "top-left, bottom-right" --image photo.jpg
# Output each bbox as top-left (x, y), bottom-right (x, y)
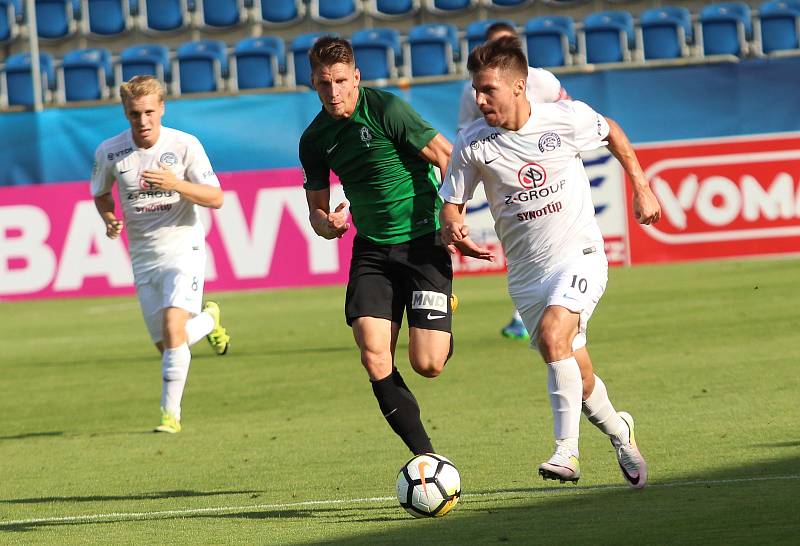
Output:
top-left (161, 343), bottom-right (191, 420)
top-left (546, 357), bottom-right (583, 457)
top-left (582, 374), bottom-right (629, 445)
top-left (513, 309), bottom-right (523, 322)
top-left (185, 311), bottom-right (214, 346)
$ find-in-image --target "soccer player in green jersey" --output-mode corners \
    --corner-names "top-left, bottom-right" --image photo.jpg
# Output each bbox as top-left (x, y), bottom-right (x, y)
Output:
top-left (299, 37), bottom-right (454, 456)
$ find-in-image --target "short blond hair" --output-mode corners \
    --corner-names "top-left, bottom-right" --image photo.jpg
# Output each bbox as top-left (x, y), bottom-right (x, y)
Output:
top-left (120, 75), bottom-right (165, 106)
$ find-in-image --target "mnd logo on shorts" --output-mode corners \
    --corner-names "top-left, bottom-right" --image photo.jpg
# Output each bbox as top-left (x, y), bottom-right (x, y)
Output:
top-left (412, 291), bottom-right (447, 313)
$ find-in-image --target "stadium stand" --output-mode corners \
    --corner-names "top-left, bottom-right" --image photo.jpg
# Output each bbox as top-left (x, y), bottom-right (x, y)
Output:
top-left (464, 18), bottom-right (515, 52)
top-left (255, 0), bottom-right (305, 26)
top-left (1, 52), bottom-right (56, 106)
top-left (310, 0), bottom-right (362, 24)
top-left (117, 43), bottom-right (172, 84)
top-left (483, 0), bottom-right (534, 8)
top-left (425, 0), bottom-right (478, 15)
top-left (0, 0), bottom-right (22, 44)
top-left (524, 15), bottom-right (576, 67)
top-left (640, 6), bottom-right (693, 59)
top-left (80, 0), bottom-right (133, 37)
top-left (406, 22), bottom-right (460, 76)
top-left (35, 0), bottom-right (78, 39)
top-left (582, 10), bottom-right (636, 63)
top-left (231, 36), bottom-right (285, 89)
top-left (140, 0), bottom-right (191, 33)
top-left (351, 27), bottom-right (402, 80)
top-left (289, 31), bottom-right (330, 87)
top-left (59, 46), bottom-right (113, 101)
top-left (175, 39), bottom-right (228, 93)
top-left (699, 2), bottom-right (753, 55)
top-left (368, 0), bottom-right (420, 19)
top-left (758, 0), bottom-right (800, 54)
top-left (197, 0), bottom-right (246, 30)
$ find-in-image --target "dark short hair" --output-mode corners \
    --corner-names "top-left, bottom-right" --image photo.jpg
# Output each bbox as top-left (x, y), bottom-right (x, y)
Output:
top-left (309, 36), bottom-right (355, 73)
top-left (467, 35), bottom-right (528, 79)
top-left (486, 22), bottom-right (517, 41)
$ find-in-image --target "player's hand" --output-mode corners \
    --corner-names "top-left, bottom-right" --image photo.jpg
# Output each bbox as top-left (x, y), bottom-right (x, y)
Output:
top-left (632, 184), bottom-right (661, 225)
top-left (105, 218), bottom-right (124, 239)
top-left (141, 162), bottom-right (181, 192)
top-left (325, 202), bottom-right (350, 239)
top-left (452, 237), bottom-right (495, 262)
top-left (441, 220), bottom-right (470, 246)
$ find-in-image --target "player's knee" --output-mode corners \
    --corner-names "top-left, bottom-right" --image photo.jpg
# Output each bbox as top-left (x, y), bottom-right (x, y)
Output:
top-left (360, 349), bottom-right (392, 376)
top-left (537, 330), bottom-right (571, 361)
top-left (410, 354), bottom-right (446, 378)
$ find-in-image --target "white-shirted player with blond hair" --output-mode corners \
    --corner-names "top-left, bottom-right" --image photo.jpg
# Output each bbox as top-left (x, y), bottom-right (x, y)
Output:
top-left (440, 37), bottom-right (661, 488)
top-left (91, 75), bottom-right (230, 434)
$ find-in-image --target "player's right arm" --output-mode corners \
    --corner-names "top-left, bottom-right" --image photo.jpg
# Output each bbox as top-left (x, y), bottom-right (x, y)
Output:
top-left (90, 145), bottom-right (123, 239)
top-left (299, 132), bottom-right (349, 240)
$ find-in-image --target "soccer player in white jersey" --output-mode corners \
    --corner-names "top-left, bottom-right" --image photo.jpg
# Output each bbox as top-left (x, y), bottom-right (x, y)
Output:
top-left (457, 23), bottom-right (568, 341)
top-left (440, 37), bottom-right (661, 488)
top-left (90, 75), bottom-right (230, 434)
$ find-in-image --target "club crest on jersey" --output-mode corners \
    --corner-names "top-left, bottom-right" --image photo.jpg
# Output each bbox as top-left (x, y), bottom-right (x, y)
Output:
top-left (360, 126), bottom-right (372, 147)
top-left (518, 162), bottom-right (547, 189)
top-left (159, 152), bottom-right (178, 166)
top-left (538, 132), bottom-right (561, 153)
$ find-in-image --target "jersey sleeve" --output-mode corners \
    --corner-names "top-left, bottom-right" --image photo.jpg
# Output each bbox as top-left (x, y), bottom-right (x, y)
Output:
top-left (570, 100), bottom-right (610, 153)
top-left (380, 93), bottom-right (438, 153)
top-left (457, 81), bottom-right (481, 133)
top-left (535, 69), bottom-right (564, 104)
top-left (440, 132), bottom-right (480, 205)
top-left (299, 132), bottom-right (331, 191)
top-left (90, 145), bottom-right (115, 197)
top-left (183, 136), bottom-right (221, 187)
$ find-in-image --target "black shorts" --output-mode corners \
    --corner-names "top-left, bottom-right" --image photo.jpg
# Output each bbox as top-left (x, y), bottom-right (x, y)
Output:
top-left (345, 231), bottom-right (454, 332)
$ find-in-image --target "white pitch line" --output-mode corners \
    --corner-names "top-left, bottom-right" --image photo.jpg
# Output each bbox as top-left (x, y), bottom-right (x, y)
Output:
top-left (2, 474), bottom-right (798, 528)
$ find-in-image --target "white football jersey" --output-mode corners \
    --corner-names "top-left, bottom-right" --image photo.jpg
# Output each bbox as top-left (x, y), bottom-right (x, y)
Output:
top-left (457, 66), bottom-right (566, 132)
top-left (441, 100), bottom-right (609, 275)
top-left (91, 126), bottom-right (220, 278)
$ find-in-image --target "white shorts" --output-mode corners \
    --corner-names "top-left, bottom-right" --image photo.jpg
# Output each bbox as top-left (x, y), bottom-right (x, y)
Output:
top-left (508, 253), bottom-right (608, 353)
top-left (135, 253), bottom-right (205, 343)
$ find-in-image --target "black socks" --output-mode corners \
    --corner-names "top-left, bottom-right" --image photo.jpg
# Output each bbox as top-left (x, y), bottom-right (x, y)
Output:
top-left (371, 368), bottom-right (434, 455)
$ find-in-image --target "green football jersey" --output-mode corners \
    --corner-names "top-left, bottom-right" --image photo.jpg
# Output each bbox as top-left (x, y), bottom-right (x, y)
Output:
top-left (300, 86), bottom-right (441, 245)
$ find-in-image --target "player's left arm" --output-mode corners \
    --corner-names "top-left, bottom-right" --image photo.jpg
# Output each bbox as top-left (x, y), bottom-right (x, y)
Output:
top-left (418, 133), bottom-right (453, 180)
top-left (605, 117), bottom-right (661, 225)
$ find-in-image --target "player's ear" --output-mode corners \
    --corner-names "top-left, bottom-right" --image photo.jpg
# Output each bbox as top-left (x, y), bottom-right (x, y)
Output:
top-left (353, 67), bottom-right (361, 86)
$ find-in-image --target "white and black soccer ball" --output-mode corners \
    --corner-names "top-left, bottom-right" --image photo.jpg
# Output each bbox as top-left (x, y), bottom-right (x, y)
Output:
top-left (396, 453), bottom-right (461, 518)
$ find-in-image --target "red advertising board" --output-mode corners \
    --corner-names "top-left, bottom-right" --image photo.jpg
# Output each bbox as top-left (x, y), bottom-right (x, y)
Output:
top-left (627, 133), bottom-right (800, 264)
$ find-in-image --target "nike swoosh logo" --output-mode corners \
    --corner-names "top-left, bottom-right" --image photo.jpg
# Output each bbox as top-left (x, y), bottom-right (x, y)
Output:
top-left (427, 313), bottom-right (446, 320)
top-left (326, 142), bottom-right (339, 154)
top-left (119, 168), bottom-right (134, 174)
top-left (562, 294), bottom-right (578, 300)
top-left (418, 461), bottom-right (431, 497)
top-left (484, 156), bottom-right (499, 164)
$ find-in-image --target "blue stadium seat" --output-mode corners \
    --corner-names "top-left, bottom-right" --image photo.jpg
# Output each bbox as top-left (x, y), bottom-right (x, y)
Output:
top-left (140, 0), bottom-right (191, 32)
top-left (2, 52), bottom-right (56, 106)
top-left (700, 2), bottom-right (753, 56)
top-left (197, 0), bottom-right (244, 29)
top-left (640, 6), bottom-right (693, 60)
top-left (582, 10), bottom-right (635, 63)
top-left (81, 0), bottom-right (133, 36)
top-left (368, 0), bottom-right (419, 19)
top-left (464, 19), bottom-right (515, 53)
top-left (425, 0), bottom-right (476, 15)
top-left (256, 0), bottom-right (304, 26)
top-left (35, 0), bottom-right (79, 39)
top-left (482, 0), bottom-right (533, 8)
top-left (289, 31), bottom-right (330, 87)
top-left (310, 0), bottom-right (361, 24)
top-left (524, 15), bottom-right (576, 67)
top-left (118, 43), bottom-right (172, 83)
top-left (407, 23), bottom-right (460, 76)
top-left (759, 0), bottom-right (800, 54)
top-left (352, 28), bottom-right (401, 80)
top-left (60, 47), bottom-right (113, 102)
top-left (232, 36), bottom-right (286, 89)
top-left (0, 0), bottom-right (21, 43)
top-left (176, 39), bottom-right (228, 94)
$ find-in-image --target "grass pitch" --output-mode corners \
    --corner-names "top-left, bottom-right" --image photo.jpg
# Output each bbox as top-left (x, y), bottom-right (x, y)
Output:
top-left (1, 258), bottom-right (798, 545)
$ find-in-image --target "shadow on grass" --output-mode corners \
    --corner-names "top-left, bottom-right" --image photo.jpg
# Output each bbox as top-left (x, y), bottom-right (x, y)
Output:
top-left (0, 432), bottom-right (63, 441)
top-left (1, 489), bottom-right (261, 505)
top-left (2, 457), bottom-right (798, 543)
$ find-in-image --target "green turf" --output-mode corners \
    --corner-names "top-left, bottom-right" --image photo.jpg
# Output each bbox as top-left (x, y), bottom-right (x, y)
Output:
top-left (1, 258), bottom-right (798, 545)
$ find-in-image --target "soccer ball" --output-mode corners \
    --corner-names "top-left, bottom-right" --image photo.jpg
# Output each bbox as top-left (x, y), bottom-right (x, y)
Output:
top-left (396, 453), bottom-right (461, 518)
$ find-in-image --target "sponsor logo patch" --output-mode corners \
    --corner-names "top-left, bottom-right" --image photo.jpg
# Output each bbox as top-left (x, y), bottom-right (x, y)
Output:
top-left (517, 162), bottom-right (547, 189)
top-left (411, 290), bottom-right (448, 313)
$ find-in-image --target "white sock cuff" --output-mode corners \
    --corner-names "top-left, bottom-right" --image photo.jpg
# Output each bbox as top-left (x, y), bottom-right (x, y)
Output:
top-left (186, 312), bottom-right (215, 346)
top-left (583, 374), bottom-right (607, 407)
